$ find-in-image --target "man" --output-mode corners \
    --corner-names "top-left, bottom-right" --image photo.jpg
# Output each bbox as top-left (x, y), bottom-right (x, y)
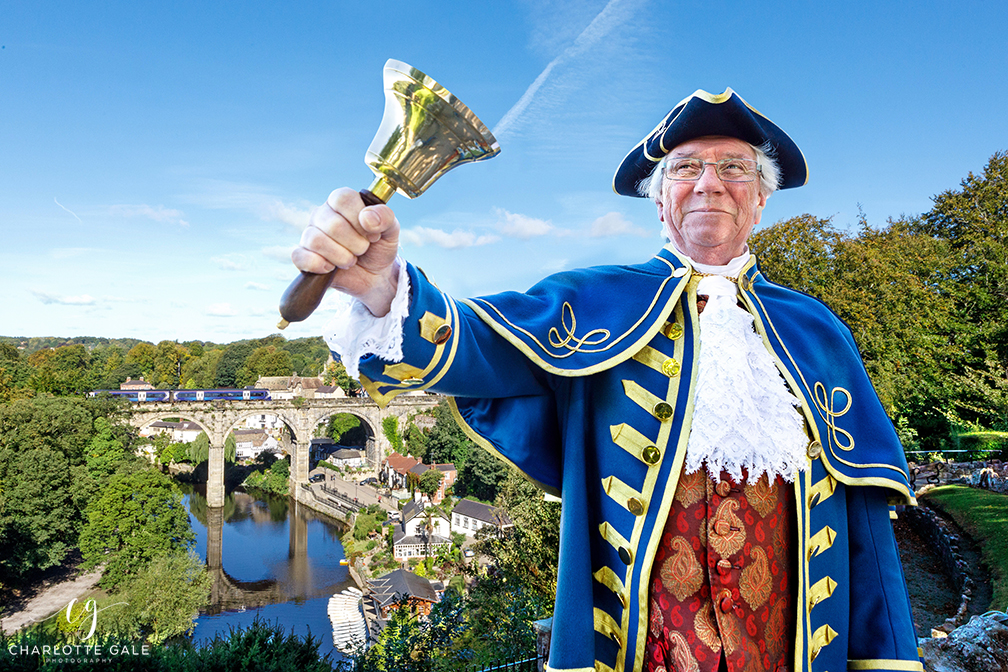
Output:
top-left (293, 89), bottom-right (923, 672)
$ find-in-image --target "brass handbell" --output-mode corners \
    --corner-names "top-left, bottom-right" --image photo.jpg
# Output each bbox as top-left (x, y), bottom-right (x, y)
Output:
top-left (278, 59), bottom-right (500, 328)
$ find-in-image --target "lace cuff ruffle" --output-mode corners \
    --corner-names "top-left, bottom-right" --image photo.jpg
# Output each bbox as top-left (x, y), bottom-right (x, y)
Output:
top-left (322, 258), bottom-right (410, 380)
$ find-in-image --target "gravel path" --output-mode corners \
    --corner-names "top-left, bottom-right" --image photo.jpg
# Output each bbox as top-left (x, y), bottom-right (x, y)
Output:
top-left (0, 567), bottom-right (104, 635)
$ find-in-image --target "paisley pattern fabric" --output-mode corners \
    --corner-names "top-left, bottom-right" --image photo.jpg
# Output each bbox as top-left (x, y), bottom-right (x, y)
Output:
top-left (644, 468), bottom-right (796, 672)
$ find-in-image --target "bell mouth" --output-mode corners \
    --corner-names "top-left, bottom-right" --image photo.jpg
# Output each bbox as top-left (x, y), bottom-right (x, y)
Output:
top-left (365, 59), bottom-right (500, 199)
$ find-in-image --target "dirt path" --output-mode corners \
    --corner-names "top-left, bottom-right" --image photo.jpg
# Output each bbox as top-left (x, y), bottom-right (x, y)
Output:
top-left (1, 567), bottom-right (104, 635)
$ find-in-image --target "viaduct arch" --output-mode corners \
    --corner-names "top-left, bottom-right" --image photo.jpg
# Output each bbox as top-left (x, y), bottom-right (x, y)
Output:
top-left (129, 396), bottom-right (439, 507)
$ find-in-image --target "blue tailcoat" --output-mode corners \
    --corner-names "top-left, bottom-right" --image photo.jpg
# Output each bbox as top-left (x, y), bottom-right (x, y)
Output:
top-left (357, 245), bottom-right (924, 672)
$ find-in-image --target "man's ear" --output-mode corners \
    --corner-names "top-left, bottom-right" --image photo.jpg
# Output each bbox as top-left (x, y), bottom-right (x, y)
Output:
top-left (656, 198), bottom-right (665, 223)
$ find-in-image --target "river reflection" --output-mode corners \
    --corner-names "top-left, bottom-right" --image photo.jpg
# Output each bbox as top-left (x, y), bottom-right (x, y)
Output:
top-left (182, 486), bottom-right (354, 662)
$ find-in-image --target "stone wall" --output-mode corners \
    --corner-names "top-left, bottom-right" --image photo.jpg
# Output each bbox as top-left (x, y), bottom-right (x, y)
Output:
top-left (902, 505), bottom-right (975, 634)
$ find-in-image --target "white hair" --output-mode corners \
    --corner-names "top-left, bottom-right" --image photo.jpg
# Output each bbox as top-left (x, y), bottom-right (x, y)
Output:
top-left (637, 140), bottom-right (781, 201)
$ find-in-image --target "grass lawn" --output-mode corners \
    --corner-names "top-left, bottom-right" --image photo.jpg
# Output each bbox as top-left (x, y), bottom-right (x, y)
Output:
top-left (921, 485), bottom-right (1008, 610)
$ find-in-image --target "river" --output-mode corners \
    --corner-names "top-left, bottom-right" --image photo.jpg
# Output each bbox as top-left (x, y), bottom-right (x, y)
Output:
top-left (181, 485), bottom-right (355, 664)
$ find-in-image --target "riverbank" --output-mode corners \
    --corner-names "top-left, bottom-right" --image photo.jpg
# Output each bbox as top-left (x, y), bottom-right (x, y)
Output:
top-left (0, 567), bottom-right (104, 636)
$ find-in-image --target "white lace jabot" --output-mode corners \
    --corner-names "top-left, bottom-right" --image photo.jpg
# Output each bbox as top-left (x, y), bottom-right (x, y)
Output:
top-left (682, 249), bottom-right (808, 483)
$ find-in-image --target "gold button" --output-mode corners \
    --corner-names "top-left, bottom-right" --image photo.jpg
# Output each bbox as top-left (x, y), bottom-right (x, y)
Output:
top-left (618, 591), bottom-right (628, 608)
top-left (661, 358), bottom-right (681, 377)
top-left (807, 440), bottom-right (823, 459)
top-left (627, 498), bottom-right (645, 516)
top-left (716, 481), bottom-right (731, 497)
top-left (611, 629), bottom-right (623, 649)
top-left (402, 377), bottom-right (424, 385)
top-left (618, 546), bottom-right (633, 565)
top-left (433, 324), bottom-right (452, 345)
top-left (673, 267), bottom-right (688, 277)
top-left (663, 322), bottom-right (684, 340)
top-left (641, 445), bottom-right (661, 465)
top-left (653, 402), bottom-right (674, 421)
top-left (739, 275), bottom-right (751, 291)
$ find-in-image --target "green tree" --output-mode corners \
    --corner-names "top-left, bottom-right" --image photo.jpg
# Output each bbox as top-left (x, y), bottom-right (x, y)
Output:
top-left (187, 432), bottom-right (210, 464)
top-left (225, 433), bottom-right (237, 463)
top-left (455, 445), bottom-right (510, 503)
top-left (323, 361), bottom-right (361, 397)
top-left (478, 469), bottom-right (560, 604)
top-left (323, 412), bottom-right (368, 446)
top-left (214, 341), bottom-right (254, 388)
top-left (382, 416), bottom-right (403, 454)
top-left (150, 340), bottom-right (191, 389)
top-left (125, 342), bottom-right (158, 380)
top-left (99, 550), bottom-right (211, 644)
top-left (236, 345), bottom-right (294, 388)
top-left (424, 401), bottom-right (473, 468)
top-left (913, 151), bottom-right (1008, 430)
top-left (180, 348), bottom-right (223, 389)
top-left (403, 420), bottom-right (429, 460)
top-left (86, 416), bottom-right (125, 484)
top-left (0, 343), bottom-right (32, 401)
top-left (80, 468), bottom-right (194, 588)
top-left (27, 344), bottom-right (95, 396)
top-left (417, 468), bottom-right (444, 501)
top-left (0, 447), bottom-right (83, 583)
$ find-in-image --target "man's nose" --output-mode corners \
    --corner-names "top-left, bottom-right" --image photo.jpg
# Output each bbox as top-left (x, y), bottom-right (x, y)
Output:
top-left (693, 163), bottom-right (725, 192)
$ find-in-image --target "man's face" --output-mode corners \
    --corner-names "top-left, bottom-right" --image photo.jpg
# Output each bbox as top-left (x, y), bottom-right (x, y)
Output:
top-left (656, 135), bottom-right (768, 265)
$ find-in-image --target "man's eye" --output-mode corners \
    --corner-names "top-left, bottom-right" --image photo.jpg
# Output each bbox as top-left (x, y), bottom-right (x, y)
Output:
top-left (671, 160), bottom-right (700, 176)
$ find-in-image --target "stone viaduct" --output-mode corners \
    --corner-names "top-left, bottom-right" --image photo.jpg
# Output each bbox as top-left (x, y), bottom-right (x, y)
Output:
top-left (129, 395), bottom-right (440, 507)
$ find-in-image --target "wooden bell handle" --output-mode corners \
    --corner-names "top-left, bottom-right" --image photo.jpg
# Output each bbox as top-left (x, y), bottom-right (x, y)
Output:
top-left (277, 189), bottom-right (386, 329)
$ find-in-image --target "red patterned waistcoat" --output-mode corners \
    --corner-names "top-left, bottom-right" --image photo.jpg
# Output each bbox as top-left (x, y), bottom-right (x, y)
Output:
top-left (644, 468), bottom-right (797, 672)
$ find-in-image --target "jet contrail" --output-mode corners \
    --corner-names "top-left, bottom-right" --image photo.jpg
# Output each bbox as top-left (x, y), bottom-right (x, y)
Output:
top-left (493, 0), bottom-right (640, 139)
top-left (54, 198), bottom-right (83, 223)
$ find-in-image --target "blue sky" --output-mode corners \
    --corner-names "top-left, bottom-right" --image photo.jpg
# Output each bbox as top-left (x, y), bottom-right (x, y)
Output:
top-left (3, 1), bottom-right (1006, 344)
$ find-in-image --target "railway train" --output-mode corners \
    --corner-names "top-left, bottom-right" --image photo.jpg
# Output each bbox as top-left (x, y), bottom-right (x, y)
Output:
top-left (88, 388), bottom-right (272, 402)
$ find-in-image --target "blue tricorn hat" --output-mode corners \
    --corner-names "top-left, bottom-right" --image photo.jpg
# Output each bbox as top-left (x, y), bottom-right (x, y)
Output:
top-left (613, 87), bottom-right (808, 197)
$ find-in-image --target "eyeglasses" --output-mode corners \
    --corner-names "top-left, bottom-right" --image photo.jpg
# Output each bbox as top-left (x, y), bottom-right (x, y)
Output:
top-left (664, 157), bottom-right (761, 183)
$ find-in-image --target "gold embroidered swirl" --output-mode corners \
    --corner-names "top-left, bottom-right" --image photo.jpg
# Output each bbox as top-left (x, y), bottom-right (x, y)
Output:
top-left (814, 381), bottom-right (855, 452)
top-left (547, 302), bottom-right (611, 353)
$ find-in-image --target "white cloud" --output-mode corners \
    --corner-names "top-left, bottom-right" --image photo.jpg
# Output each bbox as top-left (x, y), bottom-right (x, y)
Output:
top-left (31, 290), bottom-right (96, 305)
top-left (109, 204), bottom-right (189, 227)
top-left (263, 199), bottom-right (312, 230)
top-left (185, 179), bottom-right (313, 230)
top-left (400, 227), bottom-right (501, 249)
top-left (245, 281), bottom-right (270, 290)
top-left (206, 303), bottom-right (238, 317)
top-left (496, 208), bottom-right (553, 238)
top-left (261, 245), bottom-right (295, 263)
top-left (588, 211), bottom-right (649, 238)
top-left (211, 254), bottom-right (248, 271)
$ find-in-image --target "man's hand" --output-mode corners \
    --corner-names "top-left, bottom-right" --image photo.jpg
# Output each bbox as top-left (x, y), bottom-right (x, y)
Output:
top-left (292, 188), bottom-right (400, 317)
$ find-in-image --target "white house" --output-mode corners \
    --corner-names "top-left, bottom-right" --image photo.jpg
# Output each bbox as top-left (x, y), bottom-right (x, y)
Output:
top-left (450, 499), bottom-right (514, 538)
top-left (232, 428), bottom-right (281, 461)
top-left (330, 448), bottom-right (365, 469)
top-left (392, 499), bottom-right (451, 561)
top-left (313, 385), bottom-right (347, 399)
top-left (243, 413), bottom-right (283, 431)
top-left (142, 420), bottom-right (203, 444)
